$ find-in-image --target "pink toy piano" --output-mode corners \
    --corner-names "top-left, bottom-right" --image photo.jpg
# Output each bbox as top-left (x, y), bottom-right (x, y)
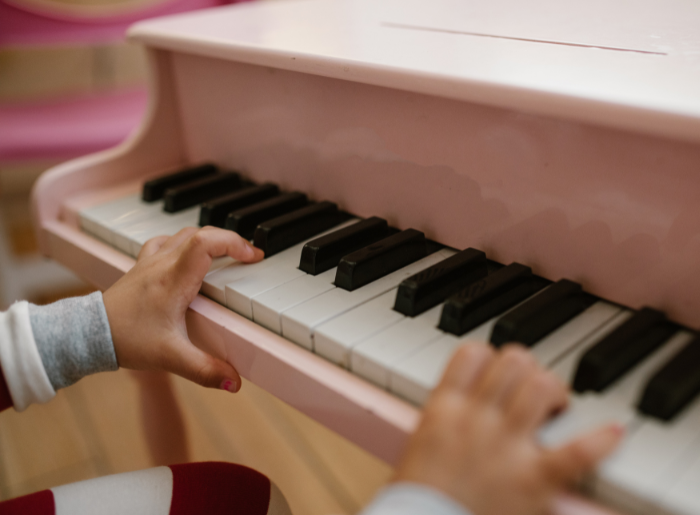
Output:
top-left (30, 0), bottom-right (700, 514)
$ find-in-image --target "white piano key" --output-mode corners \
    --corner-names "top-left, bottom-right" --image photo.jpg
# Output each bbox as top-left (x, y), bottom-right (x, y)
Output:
top-left (549, 310), bottom-right (634, 385)
top-left (81, 214), bottom-right (109, 243)
top-left (80, 204), bottom-right (108, 235)
top-left (109, 206), bottom-right (197, 256)
top-left (201, 219), bottom-right (356, 305)
top-left (592, 332), bottom-right (699, 510)
top-left (350, 303), bottom-right (444, 388)
top-left (538, 314), bottom-right (638, 449)
top-left (112, 218), bottom-right (157, 255)
top-left (104, 203), bottom-right (166, 243)
top-left (202, 240), bottom-right (306, 305)
top-left (251, 267), bottom-right (337, 332)
top-left (80, 194), bottom-right (144, 227)
top-left (528, 301), bottom-right (623, 367)
top-left (116, 205), bottom-right (175, 244)
top-left (313, 289), bottom-right (403, 367)
top-left (224, 220), bottom-right (357, 314)
top-left (662, 440), bottom-right (700, 515)
top-left (389, 317), bottom-right (496, 405)
top-left (129, 207), bottom-right (200, 256)
top-left (596, 402), bottom-right (700, 515)
top-left (349, 282), bottom-right (601, 391)
top-left (539, 394), bottom-right (638, 449)
top-left (541, 329), bottom-right (691, 450)
top-left (390, 295), bottom-right (627, 407)
top-left (227, 266), bottom-right (307, 319)
top-left (207, 256), bottom-right (238, 275)
top-left (86, 194), bottom-right (245, 273)
top-left (385, 284), bottom-right (549, 404)
top-left (281, 248), bottom-right (455, 351)
top-left (80, 194), bottom-right (159, 243)
top-left (99, 196), bottom-right (161, 225)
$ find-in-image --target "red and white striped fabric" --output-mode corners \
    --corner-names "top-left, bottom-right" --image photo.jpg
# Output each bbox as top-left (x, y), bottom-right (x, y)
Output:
top-left (0, 305), bottom-right (291, 515)
top-left (0, 462), bottom-right (292, 515)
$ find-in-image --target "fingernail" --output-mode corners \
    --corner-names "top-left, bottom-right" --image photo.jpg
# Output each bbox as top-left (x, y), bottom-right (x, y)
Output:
top-left (609, 423), bottom-right (625, 436)
top-left (583, 424), bottom-right (624, 458)
top-left (220, 378), bottom-right (239, 393)
top-left (243, 243), bottom-right (256, 259)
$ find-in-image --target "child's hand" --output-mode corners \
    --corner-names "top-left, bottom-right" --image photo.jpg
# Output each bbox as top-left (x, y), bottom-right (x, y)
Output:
top-left (103, 227), bottom-right (264, 393)
top-left (394, 344), bottom-right (623, 515)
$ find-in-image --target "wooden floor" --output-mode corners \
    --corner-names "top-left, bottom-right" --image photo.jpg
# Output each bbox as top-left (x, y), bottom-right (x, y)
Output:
top-left (0, 369), bottom-right (393, 513)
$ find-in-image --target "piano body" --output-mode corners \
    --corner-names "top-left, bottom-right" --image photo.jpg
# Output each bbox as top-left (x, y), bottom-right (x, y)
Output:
top-left (30, 0), bottom-right (700, 513)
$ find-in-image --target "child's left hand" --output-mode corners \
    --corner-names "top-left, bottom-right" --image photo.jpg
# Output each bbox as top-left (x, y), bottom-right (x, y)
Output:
top-left (103, 226), bottom-right (264, 393)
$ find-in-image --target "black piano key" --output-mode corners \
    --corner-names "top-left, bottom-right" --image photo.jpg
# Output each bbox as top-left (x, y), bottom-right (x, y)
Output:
top-left (490, 280), bottom-right (597, 347)
top-left (163, 172), bottom-right (245, 212)
top-left (199, 183), bottom-right (279, 228)
top-left (226, 192), bottom-right (308, 240)
top-left (438, 263), bottom-right (550, 336)
top-left (142, 163), bottom-right (218, 202)
top-left (254, 201), bottom-right (349, 257)
top-left (572, 307), bottom-right (677, 393)
top-left (638, 336), bottom-right (700, 421)
top-left (394, 248), bottom-right (488, 317)
top-left (299, 217), bottom-right (391, 276)
top-left (334, 229), bottom-right (428, 292)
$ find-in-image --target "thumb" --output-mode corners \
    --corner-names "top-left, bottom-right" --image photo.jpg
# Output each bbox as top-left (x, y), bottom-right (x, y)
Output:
top-left (544, 424), bottom-right (624, 485)
top-left (167, 339), bottom-right (242, 392)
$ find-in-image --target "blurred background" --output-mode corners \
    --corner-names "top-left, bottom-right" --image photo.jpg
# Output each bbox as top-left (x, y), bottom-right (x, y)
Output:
top-left (0, 0), bottom-right (152, 311)
top-left (0, 0), bottom-right (393, 511)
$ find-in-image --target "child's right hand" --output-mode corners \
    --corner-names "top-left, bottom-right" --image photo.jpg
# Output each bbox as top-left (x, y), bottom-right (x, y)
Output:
top-left (394, 344), bottom-right (623, 515)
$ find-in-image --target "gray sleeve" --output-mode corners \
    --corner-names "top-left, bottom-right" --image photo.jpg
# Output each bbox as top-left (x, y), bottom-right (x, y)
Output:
top-left (28, 291), bottom-right (118, 390)
top-left (359, 483), bottom-right (471, 515)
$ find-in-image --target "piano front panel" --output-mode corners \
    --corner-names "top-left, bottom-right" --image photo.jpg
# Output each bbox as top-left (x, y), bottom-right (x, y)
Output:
top-left (169, 51), bottom-right (700, 329)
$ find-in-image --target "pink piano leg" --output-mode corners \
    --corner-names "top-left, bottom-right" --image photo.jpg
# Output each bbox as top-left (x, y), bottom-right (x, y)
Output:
top-left (130, 370), bottom-right (190, 466)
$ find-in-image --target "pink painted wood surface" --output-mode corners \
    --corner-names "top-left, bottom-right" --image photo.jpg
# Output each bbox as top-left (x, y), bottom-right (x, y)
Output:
top-left (129, 0), bottom-right (700, 146)
top-left (169, 55), bottom-right (700, 330)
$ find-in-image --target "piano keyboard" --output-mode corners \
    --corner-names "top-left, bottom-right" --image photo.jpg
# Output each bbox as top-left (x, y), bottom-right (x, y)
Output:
top-left (80, 163), bottom-right (700, 515)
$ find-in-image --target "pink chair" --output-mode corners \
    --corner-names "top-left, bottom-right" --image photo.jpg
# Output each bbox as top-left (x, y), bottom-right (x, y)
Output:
top-left (0, 0), bottom-right (249, 162)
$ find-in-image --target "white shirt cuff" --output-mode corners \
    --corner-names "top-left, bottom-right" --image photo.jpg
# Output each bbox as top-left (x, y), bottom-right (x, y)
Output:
top-left (0, 301), bottom-right (55, 411)
top-left (360, 482), bottom-right (471, 515)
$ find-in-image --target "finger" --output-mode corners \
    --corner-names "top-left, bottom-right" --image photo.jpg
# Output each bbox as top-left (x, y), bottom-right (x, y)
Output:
top-left (505, 369), bottom-right (568, 434)
top-left (139, 235), bottom-right (169, 259)
top-left (164, 337), bottom-right (243, 392)
top-left (176, 227), bottom-right (264, 282)
top-left (544, 424), bottom-right (624, 486)
top-left (474, 345), bottom-right (538, 406)
top-left (433, 343), bottom-right (494, 396)
top-left (158, 227), bottom-right (200, 254)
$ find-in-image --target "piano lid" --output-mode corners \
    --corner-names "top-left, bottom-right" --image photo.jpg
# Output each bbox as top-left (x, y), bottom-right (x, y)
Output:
top-left (128, 0), bottom-right (700, 143)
